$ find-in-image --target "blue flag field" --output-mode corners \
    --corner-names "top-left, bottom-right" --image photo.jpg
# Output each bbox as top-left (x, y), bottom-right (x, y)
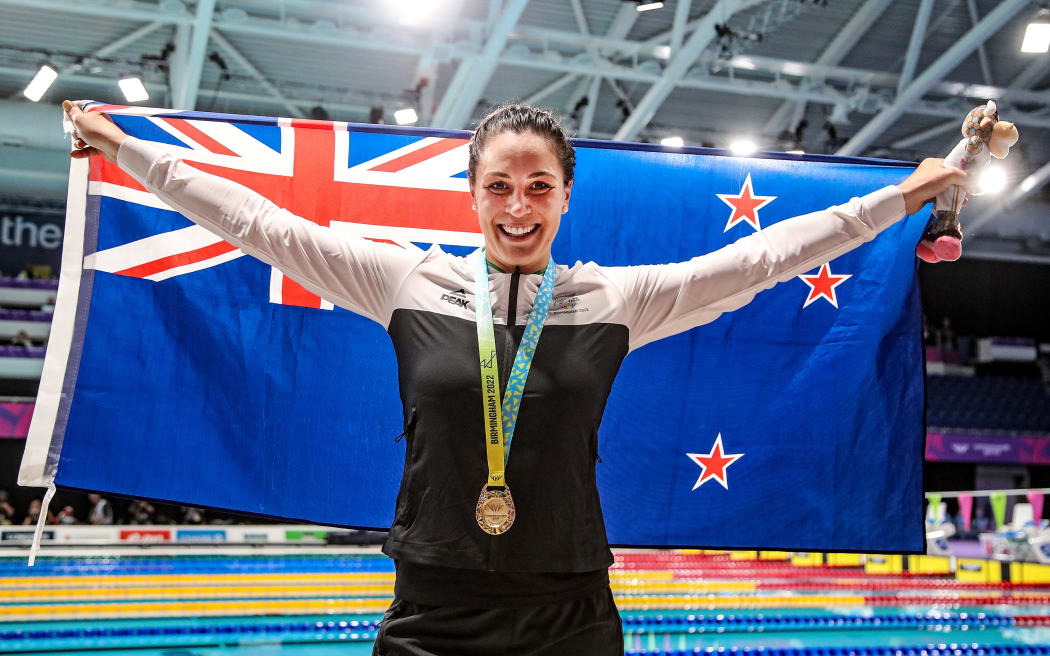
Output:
top-left (21, 105), bottom-right (926, 552)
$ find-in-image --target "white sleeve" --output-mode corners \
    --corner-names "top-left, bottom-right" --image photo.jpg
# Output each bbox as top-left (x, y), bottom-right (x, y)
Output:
top-left (601, 186), bottom-right (908, 351)
top-left (116, 136), bottom-right (426, 325)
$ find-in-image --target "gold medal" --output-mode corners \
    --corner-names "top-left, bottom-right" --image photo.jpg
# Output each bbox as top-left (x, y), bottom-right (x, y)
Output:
top-left (475, 485), bottom-right (516, 535)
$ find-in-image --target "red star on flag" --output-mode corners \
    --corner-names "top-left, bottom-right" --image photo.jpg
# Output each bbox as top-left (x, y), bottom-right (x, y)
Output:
top-left (686, 433), bottom-right (743, 491)
top-left (799, 263), bottom-right (852, 308)
top-left (715, 173), bottom-right (776, 232)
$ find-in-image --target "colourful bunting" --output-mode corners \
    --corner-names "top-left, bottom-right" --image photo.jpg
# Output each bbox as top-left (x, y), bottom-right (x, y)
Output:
top-left (958, 493), bottom-right (973, 531)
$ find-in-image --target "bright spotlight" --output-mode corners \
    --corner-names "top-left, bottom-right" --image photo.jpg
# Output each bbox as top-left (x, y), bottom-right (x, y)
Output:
top-left (394, 0), bottom-right (442, 25)
top-left (979, 165), bottom-right (1007, 195)
top-left (118, 77), bottom-right (149, 103)
top-left (23, 65), bottom-right (58, 102)
top-left (1022, 9), bottom-right (1050, 53)
top-left (653, 45), bottom-right (671, 59)
top-left (729, 139), bottom-right (757, 156)
top-left (394, 108), bottom-right (419, 125)
top-left (636, 2), bottom-right (664, 11)
top-left (660, 136), bottom-right (684, 148)
top-left (786, 149), bottom-right (805, 155)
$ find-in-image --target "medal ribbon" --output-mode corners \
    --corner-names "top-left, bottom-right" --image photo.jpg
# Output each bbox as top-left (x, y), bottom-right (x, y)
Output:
top-left (473, 249), bottom-right (557, 487)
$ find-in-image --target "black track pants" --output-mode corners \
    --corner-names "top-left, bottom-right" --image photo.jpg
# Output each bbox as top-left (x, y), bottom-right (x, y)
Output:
top-left (371, 587), bottom-right (624, 656)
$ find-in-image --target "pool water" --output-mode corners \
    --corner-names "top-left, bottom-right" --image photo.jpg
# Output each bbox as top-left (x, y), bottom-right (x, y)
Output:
top-left (3, 550), bottom-right (1050, 655)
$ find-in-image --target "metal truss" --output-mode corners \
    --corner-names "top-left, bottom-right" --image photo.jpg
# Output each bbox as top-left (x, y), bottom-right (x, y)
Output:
top-left (2, 0), bottom-right (1048, 139)
top-left (837, 0), bottom-right (1031, 156)
top-left (764, 0), bottom-right (894, 136)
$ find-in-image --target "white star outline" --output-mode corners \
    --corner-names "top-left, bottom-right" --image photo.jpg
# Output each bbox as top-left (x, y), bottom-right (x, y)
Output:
top-left (798, 262), bottom-right (852, 309)
top-left (686, 433), bottom-right (744, 491)
top-left (714, 172), bottom-right (777, 232)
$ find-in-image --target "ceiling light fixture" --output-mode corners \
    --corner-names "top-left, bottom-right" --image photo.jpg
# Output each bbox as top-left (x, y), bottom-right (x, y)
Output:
top-left (729, 139), bottom-right (757, 156)
top-left (23, 65), bottom-right (58, 102)
top-left (118, 76), bottom-right (150, 103)
top-left (979, 165), bottom-right (1007, 195)
top-left (1022, 8), bottom-right (1050, 53)
top-left (636, 2), bottom-right (665, 12)
top-left (395, 0), bottom-right (442, 25)
top-left (394, 108), bottom-right (419, 125)
top-left (660, 136), bottom-right (684, 148)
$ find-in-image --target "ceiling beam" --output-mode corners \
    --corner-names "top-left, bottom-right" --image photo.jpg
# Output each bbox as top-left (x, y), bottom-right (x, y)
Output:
top-left (210, 30), bottom-right (306, 119)
top-left (169, 23), bottom-right (190, 107)
top-left (569, 0), bottom-right (590, 36)
top-left (891, 57), bottom-right (1047, 150)
top-left (815, 0), bottom-right (894, 70)
top-left (0, 0), bottom-right (191, 24)
top-left (432, 0), bottom-right (528, 129)
top-left (548, 4), bottom-right (638, 119)
top-left (10, 0), bottom-right (1041, 110)
top-left (485, 0), bottom-right (503, 37)
top-left (966, 0), bottom-right (995, 87)
top-left (614, 0), bottom-right (769, 142)
top-left (578, 76), bottom-right (601, 138)
top-left (968, 161), bottom-right (1050, 236)
top-left (1007, 162), bottom-right (1050, 211)
top-left (523, 74), bottom-right (578, 105)
top-left (1009, 57), bottom-right (1050, 91)
top-left (898, 0), bottom-right (934, 95)
top-left (8, 20), bottom-right (164, 100)
top-left (171, 0), bottom-right (216, 110)
top-left (431, 58), bottom-right (477, 126)
top-left (603, 3), bottom-right (642, 50)
top-left (837, 0), bottom-right (1030, 157)
top-left (97, 21), bottom-right (165, 59)
top-left (765, 0), bottom-right (893, 135)
top-left (890, 120), bottom-right (958, 149)
top-left (670, 0), bottom-right (693, 57)
top-left (605, 78), bottom-right (635, 113)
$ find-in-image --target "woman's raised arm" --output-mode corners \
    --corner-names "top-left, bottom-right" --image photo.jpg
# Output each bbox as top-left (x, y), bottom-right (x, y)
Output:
top-left (65, 102), bottom-right (425, 326)
top-left (602, 161), bottom-right (967, 351)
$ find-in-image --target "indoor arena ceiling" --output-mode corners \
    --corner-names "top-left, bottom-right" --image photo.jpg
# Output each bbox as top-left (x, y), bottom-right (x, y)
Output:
top-left (0, 0), bottom-right (1049, 260)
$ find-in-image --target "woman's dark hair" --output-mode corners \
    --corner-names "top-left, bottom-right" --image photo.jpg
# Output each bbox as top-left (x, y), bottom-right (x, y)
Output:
top-left (468, 104), bottom-right (576, 185)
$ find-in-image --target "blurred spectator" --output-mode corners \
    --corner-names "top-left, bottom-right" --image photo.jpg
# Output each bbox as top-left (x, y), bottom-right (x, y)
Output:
top-left (974, 507), bottom-right (992, 532)
top-left (181, 506), bottom-right (204, 524)
top-left (126, 500), bottom-right (155, 524)
top-left (22, 498), bottom-right (54, 526)
top-left (9, 330), bottom-right (33, 347)
top-left (87, 493), bottom-right (113, 525)
top-left (56, 505), bottom-right (77, 525)
top-left (15, 263), bottom-right (31, 280)
top-left (153, 505), bottom-right (176, 525)
top-left (936, 317), bottom-right (956, 352)
top-left (41, 296), bottom-right (55, 313)
top-left (0, 490), bottom-right (14, 525)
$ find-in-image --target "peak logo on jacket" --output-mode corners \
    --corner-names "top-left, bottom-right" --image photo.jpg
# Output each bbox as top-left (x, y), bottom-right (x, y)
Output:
top-left (440, 288), bottom-right (470, 308)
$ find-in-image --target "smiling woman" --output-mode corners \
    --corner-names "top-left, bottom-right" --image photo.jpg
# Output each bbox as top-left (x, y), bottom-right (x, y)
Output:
top-left (62, 99), bottom-right (968, 656)
top-left (468, 105), bottom-right (575, 273)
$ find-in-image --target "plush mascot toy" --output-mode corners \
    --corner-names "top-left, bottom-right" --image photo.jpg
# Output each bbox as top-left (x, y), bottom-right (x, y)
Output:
top-left (916, 100), bottom-right (1019, 263)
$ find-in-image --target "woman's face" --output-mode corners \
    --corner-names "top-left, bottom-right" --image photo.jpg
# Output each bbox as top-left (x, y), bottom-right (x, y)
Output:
top-left (470, 130), bottom-right (572, 273)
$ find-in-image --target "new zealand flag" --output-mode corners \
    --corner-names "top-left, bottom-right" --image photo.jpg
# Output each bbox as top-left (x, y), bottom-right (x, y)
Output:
top-left (22, 105), bottom-right (926, 552)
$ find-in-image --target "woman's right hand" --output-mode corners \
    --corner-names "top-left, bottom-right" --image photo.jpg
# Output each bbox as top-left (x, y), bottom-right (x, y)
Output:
top-left (62, 100), bottom-right (128, 162)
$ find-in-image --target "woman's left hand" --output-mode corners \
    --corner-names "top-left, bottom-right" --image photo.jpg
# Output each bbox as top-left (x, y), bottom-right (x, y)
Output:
top-left (897, 158), bottom-right (969, 215)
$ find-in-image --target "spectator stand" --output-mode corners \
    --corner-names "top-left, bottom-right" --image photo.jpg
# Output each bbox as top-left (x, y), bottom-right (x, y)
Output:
top-left (0, 276), bottom-right (55, 384)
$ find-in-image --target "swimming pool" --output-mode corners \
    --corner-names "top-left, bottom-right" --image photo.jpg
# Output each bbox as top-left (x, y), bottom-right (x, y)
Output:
top-left (3, 548), bottom-right (1049, 655)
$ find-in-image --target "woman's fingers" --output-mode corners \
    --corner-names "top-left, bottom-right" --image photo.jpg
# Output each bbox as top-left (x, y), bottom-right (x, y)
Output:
top-left (898, 158), bottom-right (970, 215)
top-left (62, 100), bottom-right (127, 162)
top-left (70, 146), bottom-right (103, 159)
